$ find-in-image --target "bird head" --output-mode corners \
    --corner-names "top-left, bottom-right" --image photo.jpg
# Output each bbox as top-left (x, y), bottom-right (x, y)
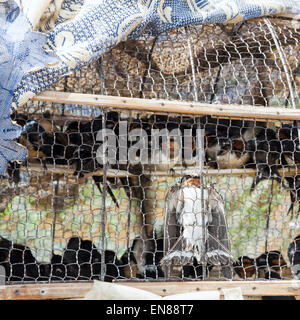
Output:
top-left (217, 138), bottom-right (232, 156)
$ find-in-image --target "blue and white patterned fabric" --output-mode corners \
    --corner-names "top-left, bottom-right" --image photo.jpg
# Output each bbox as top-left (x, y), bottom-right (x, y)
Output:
top-left (0, 0), bottom-right (57, 174)
top-left (0, 0), bottom-right (300, 174)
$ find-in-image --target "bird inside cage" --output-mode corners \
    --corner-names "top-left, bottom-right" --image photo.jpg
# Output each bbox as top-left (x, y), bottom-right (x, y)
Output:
top-left (120, 234), bottom-right (213, 280)
top-left (119, 235), bottom-right (165, 280)
top-left (161, 175), bottom-right (236, 280)
top-left (278, 123), bottom-right (300, 215)
top-left (201, 117), bottom-right (284, 193)
top-left (47, 236), bottom-right (123, 282)
top-left (0, 235), bottom-right (124, 283)
top-left (245, 127), bottom-right (283, 191)
top-left (65, 111), bottom-right (123, 207)
top-left (10, 111), bottom-right (124, 208)
top-left (233, 256), bottom-right (256, 280)
top-left (0, 236), bottom-right (46, 282)
top-left (127, 114), bottom-right (184, 173)
top-left (255, 250), bottom-right (287, 279)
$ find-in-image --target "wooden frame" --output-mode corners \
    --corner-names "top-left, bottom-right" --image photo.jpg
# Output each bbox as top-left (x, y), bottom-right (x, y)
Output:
top-left (21, 163), bottom-right (300, 178)
top-left (33, 91), bottom-right (300, 121)
top-left (1, 280), bottom-right (300, 299)
top-left (2, 91), bottom-right (291, 300)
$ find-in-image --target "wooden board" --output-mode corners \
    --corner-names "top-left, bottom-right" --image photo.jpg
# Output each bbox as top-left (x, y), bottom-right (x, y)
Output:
top-left (0, 282), bottom-right (93, 300)
top-left (33, 91), bottom-right (300, 121)
top-left (21, 163), bottom-right (300, 178)
top-left (121, 280), bottom-right (300, 297)
top-left (1, 280), bottom-right (300, 300)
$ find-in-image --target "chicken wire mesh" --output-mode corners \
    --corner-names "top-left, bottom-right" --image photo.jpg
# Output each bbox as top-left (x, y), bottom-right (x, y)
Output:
top-left (0, 17), bottom-right (300, 283)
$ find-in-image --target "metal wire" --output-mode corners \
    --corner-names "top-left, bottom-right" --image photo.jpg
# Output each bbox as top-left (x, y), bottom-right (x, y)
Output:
top-left (0, 18), bottom-right (299, 284)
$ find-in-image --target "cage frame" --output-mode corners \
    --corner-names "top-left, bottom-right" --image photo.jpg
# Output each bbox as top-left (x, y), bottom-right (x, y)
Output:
top-left (2, 90), bottom-right (300, 300)
top-left (2, 14), bottom-right (300, 299)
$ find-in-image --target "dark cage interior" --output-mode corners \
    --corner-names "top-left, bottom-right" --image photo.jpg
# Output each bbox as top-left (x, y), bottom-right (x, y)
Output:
top-left (0, 17), bottom-right (300, 285)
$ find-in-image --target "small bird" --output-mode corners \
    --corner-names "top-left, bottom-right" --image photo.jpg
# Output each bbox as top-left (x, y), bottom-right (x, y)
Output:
top-left (161, 175), bottom-right (235, 279)
top-left (49, 236), bottom-right (122, 282)
top-left (288, 235), bottom-right (300, 279)
top-left (233, 256), bottom-right (256, 279)
top-left (206, 135), bottom-right (250, 170)
top-left (278, 123), bottom-right (300, 215)
top-left (18, 113), bottom-right (70, 166)
top-left (255, 250), bottom-right (287, 279)
top-left (123, 236), bottom-right (165, 279)
top-left (278, 123), bottom-right (300, 166)
top-left (203, 117), bottom-right (259, 170)
top-left (0, 236), bottom-right (39, 282)
top-left (182, 258), bottom-right (213, 279)
top-left (59, 112), bottom-right (122, 207)
top-left (131, 115), bottom-right (183, 173)
top-left (247, 128), bottom-right (282, 192)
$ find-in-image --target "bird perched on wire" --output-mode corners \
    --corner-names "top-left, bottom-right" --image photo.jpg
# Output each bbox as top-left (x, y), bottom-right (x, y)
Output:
top-left (288, 235), bottom-right (300, 279)
top-left (279, 123), bottom-right (300, 166)
top-left (161, 175), bottom-right (235, 279)
top-left (255, 250), bottom-right (287, 279)
top-left (233, 256), bottom-right (256, 279)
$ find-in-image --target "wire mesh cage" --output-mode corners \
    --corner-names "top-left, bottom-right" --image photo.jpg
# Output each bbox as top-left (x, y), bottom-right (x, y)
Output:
top-left (1, 17), bottom-right (300, 287)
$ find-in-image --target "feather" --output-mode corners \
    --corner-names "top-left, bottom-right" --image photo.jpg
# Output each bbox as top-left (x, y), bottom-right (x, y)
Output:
top-left (162, 178), bottom-right (235, 274)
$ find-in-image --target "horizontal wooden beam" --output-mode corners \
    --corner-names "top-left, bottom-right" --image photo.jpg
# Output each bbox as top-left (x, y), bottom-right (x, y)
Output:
top-left (1, 280), bottom-right (300, 300)
top-left (22, 163), bottom-right (300, 178)
top-left (0, 282), bottom-right (93, 300)
top-left (273, 13), bottom-right (300, 20)
top-left (33, 91), bottom-right (300, 121)
top-left (122, 280), bottom-right (300, 297)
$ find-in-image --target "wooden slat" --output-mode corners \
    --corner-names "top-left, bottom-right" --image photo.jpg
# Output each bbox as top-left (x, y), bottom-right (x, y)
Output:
top-left (33, 91), bottom-right (300, 121)
top-left (0, 282), bottom-right (93, 300)
top-left (21, 163), bottom-right (300, 178)
top-left (0, 280), bottom-right (300, 299)
top-left (273, 13), bottom-right (300, 20)
top-left (119, 280), bottom-right (300, 297)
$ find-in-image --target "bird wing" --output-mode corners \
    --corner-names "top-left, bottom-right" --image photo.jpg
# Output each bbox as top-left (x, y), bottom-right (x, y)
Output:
top-left (162, 184), bottom-right (209, 266)
top-left (206, 186), bottom-right (236, 265)
top-left (163, 184), bottom-right (182, 260)
top-left (162, 183), bottom-right (235, 269)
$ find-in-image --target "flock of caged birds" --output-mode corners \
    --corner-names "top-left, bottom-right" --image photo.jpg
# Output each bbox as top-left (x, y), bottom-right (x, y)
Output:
top-left (1, 111), bottom-right (300, 290)
top-left (0, 234), bottom-right (300, 286)
top-left (5, 111), bottom-right (300, 214)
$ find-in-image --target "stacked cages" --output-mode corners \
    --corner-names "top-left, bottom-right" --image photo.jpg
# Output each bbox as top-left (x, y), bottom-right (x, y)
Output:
top-left (0, 17), bottom-right (300, 284)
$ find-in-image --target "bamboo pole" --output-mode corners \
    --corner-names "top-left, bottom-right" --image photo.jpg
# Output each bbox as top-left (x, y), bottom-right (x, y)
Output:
top-left (33, 91), bottom-right (300, 121)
